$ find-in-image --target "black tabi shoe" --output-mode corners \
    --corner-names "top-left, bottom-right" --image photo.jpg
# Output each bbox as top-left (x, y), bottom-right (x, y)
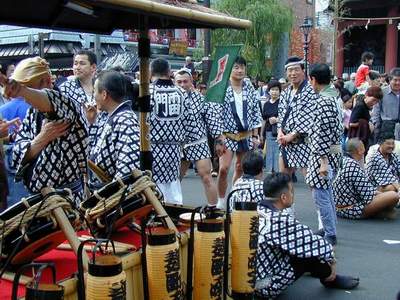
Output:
top-left (321, 274), bottom-right (360, 290)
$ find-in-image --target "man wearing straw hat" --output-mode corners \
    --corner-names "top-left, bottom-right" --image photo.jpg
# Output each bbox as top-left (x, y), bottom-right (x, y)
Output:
top-left (0, 56), bottom-right (89, 203)
top-left (277, 56), bottom-right (316, 176)
top-left (175, 67), bottom-right (223, 207)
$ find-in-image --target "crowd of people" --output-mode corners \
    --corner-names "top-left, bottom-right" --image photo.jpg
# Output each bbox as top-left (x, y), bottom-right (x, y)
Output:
top-left (0, 49), bottom-right (400, 298)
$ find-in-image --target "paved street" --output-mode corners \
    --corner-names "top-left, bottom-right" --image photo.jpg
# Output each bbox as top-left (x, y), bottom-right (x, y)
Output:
top-left (181, 169), bottom-right (400, 300)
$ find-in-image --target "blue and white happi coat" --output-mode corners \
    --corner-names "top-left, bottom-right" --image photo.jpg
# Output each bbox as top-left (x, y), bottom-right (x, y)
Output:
top-left (305, 86), bottom-right (343, 189)
top-left (278, 81), bottom-right (317, 168)
top-left (256, 201), bottom-right (334, 298)
top-left (229, 175), bottom-right (264, 209)
top-left (333, 156), bottom-right (376, 219)
top-left (366, 150), bottom-right (400, 188)
top-left (183, 90), bottom-right (223, 161)
top-left (149, 79), bottom-right (195, 183)
top-left (12, 89), bottom-right (89, 202)
top-left (89, 101), bottom-right (140, 187)
top-left (222, 80), bottom-right (262, 152)
top-left (59, 78), bottom-right (95, 106)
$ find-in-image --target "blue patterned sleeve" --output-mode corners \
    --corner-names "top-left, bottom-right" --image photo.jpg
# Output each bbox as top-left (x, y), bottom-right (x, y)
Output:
top-left (293, 89), bottom-right (316, 135)
top-left (351, 161), bottom-right (376, 203)
top-left (113, 115), bottom-right (140, 177)
top-left (312, 98), bottom-right (333, 157)
top-left (366, 154), bottom-right (398, 187)
top-left (204, 101), bottom-right (223, 138)
top-left (11, 109), bottom-right (35, 172)
top-left (250, 85), bottom-right (263, 129)
top-left (272, 214), bottom-right (334, 262)
top-left (277, 89), bottom-right (288, 130)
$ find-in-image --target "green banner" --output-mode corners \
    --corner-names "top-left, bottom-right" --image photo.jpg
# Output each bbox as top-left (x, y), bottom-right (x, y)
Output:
top-left (205, 45), bottom-right (242, 103)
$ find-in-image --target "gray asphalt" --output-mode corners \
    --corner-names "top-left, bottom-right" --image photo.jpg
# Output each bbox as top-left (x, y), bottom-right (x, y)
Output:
top-left (181, 169), bottom-right (400, 300)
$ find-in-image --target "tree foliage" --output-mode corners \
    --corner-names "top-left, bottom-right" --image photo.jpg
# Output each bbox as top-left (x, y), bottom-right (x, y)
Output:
top-left (212, 0), bottom-right (293, 79)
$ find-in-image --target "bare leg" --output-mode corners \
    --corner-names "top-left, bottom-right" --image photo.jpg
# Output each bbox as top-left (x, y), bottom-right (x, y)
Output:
top-left (217, 149), bottom-right (234, 198)
top-left (196, 158), bottom-right (217, 205)
top-left (232, 151), bottom-right (245, 184)
top-left (378, 184), bottom-right (398, 193)
top-left (279, 156), bottom-right (295, 176)
top-left (362, 191), bottom-right (399, 218)
top-left (180, 160), bottom-right (191, 181)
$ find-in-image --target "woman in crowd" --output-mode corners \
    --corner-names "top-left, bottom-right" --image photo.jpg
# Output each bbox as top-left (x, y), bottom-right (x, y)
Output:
top-left (261, 80), bottom-right (281, 173)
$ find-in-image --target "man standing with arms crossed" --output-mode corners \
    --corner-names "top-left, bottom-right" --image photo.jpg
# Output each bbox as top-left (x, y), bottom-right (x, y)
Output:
top-left (217, 56), bottom-right (262, 209)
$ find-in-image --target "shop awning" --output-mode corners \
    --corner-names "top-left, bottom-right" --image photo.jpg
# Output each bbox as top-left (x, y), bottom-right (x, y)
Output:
top-left (0, 0), bottom-right (251, 34)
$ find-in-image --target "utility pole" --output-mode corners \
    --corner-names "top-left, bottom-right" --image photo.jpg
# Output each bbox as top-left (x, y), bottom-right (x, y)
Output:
top-left (38, 32), bottom-right (50, 58)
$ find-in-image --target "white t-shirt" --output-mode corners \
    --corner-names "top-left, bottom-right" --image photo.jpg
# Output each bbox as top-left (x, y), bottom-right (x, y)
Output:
top-left (233, 90), bottom-right (245, 127)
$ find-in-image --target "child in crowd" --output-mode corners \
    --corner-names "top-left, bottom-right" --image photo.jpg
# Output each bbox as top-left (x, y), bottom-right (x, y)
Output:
top-left (355, 52), bottom-right (374, 88)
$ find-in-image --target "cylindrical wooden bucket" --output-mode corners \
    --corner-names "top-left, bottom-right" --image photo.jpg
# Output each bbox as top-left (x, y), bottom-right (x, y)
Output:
top-left (193, 219), bottom-right (225, 300)
top-left (231, 202), bottom-right (259, 299)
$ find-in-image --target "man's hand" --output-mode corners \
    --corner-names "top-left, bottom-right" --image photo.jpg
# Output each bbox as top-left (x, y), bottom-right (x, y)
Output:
top-left (36, 120), bottom-right (71, 146)
top-left (319, 157), bottom-right (329, 178)
top-left (269, 117), bottom-right (278, 125)
top-left (0, 75), bottom-right (22, 99)
top-left (278, 133), bottom-right (296, 146)
top-left (0, 118), bottom-right (21, 138)
top-left (85, 104), bottom-right (98, 125)
top-left (215, 137), bottom-right (227, 157)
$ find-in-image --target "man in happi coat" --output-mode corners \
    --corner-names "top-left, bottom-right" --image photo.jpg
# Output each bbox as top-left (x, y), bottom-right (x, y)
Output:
top-left (255, 173), bottom-right (359, 298)
top-left (305, 64), bottom-right (343, 246)
top-left (277, 56), bottom-right (317, 176)
top-left (229, 150), bottom-right (264, 209)
top-left (0, 57), bottom-right (89, 203)
top-left (333, 138), bottom-right (399, 219)
top-left (366, 131), bottom-right (400, 193)
top-left (88, 70), bottom-right (139, 189)
top-left (149, 58), bottom-right (196, 205)
top-left (175, 68), bottom-right (224, 206)
top-left (217, 56), bottom-right (262, 209)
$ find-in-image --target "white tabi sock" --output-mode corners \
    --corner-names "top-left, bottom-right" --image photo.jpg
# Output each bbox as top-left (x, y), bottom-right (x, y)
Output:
top-left (217, 197), bottom-right (226, 210)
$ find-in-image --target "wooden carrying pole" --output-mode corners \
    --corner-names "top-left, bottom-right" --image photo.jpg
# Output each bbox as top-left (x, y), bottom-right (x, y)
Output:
top-left (41, 188), bottom-right (89, 272)
top-left (132, 169), bottom-right (178, 233)
top-left (138, 26), bottom-right (153, 172)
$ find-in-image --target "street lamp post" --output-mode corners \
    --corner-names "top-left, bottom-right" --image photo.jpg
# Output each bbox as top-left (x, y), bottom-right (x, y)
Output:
top-left (299, 17), bottom-right (313, 76)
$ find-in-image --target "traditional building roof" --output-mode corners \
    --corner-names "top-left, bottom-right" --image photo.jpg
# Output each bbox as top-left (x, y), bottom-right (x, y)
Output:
top-left (0, 0), bottom-right (251, 33)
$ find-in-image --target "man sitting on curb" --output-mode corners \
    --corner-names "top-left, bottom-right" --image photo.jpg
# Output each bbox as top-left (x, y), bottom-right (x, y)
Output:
top-left (333, 138), bottom-right (399, 219)
top-left (366, 131), bottom-right (400, 193)
top-left (255, 172), bottom-right (359, 298)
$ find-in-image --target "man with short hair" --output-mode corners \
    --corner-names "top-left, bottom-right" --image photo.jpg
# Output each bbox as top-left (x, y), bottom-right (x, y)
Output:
top-left (217, 56), bottom-right (262, 209)
top-left (149, 58), bottom-right (195, 204)
top-left (229, 150), bottom-right (264, 208)
top-left (0, 57), bottom-right (89, 202)
top-left (372, 68), bottom-right (400, 140)
top-left (277, 56), bottom-right (317, 176)
top-left (175, 68), bottom-right (223, 206)
top-left (255, 172), bottom-right (359, 298)
top-left (306, 63), bottom-right (343, 246)
top-left (366, 131), bottom-right (400, 193)
top-left (89, 70), bottom-right (140, 188)
top-left (59, 50), bottom-right (97, 106)
top-left (333, 138), bottom-right (399, 219)
top-left (344, 72), bottom-right (356, 95)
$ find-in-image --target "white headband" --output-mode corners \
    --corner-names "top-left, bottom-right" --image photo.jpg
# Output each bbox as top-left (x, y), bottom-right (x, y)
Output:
top-left (285, 60), bottom-right (304, 70)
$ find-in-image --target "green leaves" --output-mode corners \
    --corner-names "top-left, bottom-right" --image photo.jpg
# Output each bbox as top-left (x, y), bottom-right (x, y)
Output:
top-left (211, 0), bottom-right (293, 79)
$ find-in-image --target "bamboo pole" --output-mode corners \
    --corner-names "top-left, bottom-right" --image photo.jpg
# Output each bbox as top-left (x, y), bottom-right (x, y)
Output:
top-left (98, 0), bottom-right (252, 30)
